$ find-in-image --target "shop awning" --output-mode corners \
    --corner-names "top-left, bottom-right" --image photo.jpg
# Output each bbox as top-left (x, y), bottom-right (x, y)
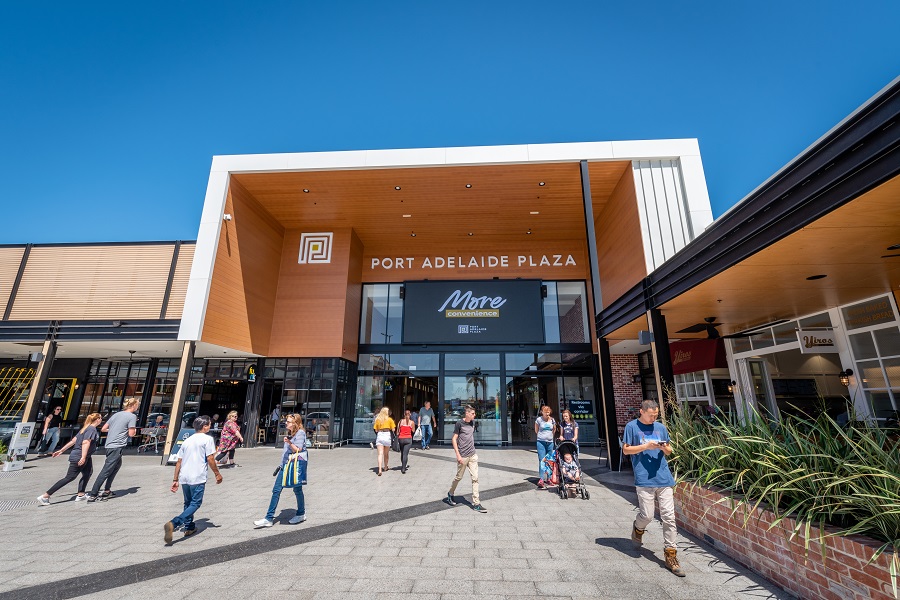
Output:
top-left (669, 339), bottom-right (727, 375)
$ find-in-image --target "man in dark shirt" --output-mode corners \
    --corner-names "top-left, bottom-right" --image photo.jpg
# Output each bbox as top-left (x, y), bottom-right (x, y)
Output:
top-left (444, 405), bottom-right (486, 513)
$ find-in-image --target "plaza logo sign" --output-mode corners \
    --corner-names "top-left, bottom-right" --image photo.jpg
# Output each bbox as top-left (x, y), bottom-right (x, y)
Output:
top-left (403, 280), bottom-right (544, 345)
top-left (298, 232), bottom-right (333, 264)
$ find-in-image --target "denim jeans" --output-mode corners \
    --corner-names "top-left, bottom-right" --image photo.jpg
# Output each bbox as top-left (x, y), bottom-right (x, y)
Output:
top-left (39, 428), bottom-right (60, 454)
top-left (265, 470), bottom-right (305, 521)
top-left (171, 483), bottom-right (205, 531)
top-left (420, 424), bottom-right (433, 449)
top-left (536, 439), bottom-right (553, 481)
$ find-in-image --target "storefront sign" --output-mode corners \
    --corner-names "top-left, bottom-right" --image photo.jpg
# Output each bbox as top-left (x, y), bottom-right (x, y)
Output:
top-left (841, 296), bottom-right (897, 330)
top-left (369, 254), bottom-right (577, 271)
top-left (402, 280), bottom-right (544, 344)
top-left (2, 422), bottom-right (35, 472)
top-left (669, 339), bottom-right (726, 375)
top-left (796, 329), bottom-right (839, 354)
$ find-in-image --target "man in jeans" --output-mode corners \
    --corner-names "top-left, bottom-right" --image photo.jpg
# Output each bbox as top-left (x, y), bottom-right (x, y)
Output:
top-left (418, 400), bottom-right (434, 450)
top-left (164, 415), bottom-right (222, 543)
top-left (622, 399), bottom-right (685, 577)
top-left (444, 405), bottom-right (486, 513)
top-left (86, 398), bottom-right (138, 502)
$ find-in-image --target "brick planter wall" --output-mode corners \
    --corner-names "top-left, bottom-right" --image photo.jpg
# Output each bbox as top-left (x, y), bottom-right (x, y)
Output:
top-left (675, 482), bottom-right (897, 600)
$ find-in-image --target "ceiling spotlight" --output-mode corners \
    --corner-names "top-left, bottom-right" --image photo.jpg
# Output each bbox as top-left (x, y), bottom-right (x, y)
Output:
top-left (465, 184), bottom-right (472, 188)
top-left (468, 232), bottom-right (474, 236)
top-left (806, 274), bottom-right (827, 280)
top-left (402, 214), bottom-right (412, 218)
top-left (538, 181), bottom-right (545, 186)
top-left (526, 229), bottom-right (532, 235)
top-left (530, 211), bottom-right (540, 215)
top-left (394, 186), bottom-right (401, 190)
top-left (888, 243), bottom-right (900, 251)
top-left (302, 189), bottom-right (310, 193)
top-left (410, 232), bottom-right (416, 237)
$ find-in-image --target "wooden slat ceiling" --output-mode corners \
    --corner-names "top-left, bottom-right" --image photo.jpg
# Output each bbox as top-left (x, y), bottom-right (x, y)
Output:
top-left (233, 161), bottom-right (630, 245)
top-left (607, 174), bottom-right (900, 344)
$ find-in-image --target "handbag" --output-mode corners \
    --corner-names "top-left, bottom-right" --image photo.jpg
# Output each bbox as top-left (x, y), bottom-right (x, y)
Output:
top-left (390, 431), bottom-right (400, 453)
top-left (281, 450), bottom-right (308, 488)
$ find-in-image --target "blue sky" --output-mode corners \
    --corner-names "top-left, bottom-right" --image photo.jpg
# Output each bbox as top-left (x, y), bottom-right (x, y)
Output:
top-left (1, 2), bottom-right (898, 244)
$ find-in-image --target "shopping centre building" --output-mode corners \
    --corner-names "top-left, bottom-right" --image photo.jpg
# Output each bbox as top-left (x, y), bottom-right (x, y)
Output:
top-left (2, 77), bottom-right (898, 467)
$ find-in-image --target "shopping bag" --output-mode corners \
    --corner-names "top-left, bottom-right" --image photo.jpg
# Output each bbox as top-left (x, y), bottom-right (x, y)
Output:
top-left (412, 428), bottom-right (422, 442)
top-left (281, 450), bottom-right (308, 488)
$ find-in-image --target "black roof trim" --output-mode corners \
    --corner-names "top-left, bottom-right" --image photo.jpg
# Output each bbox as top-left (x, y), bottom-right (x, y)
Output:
top-left (597, 77), bottom-right (900, 337)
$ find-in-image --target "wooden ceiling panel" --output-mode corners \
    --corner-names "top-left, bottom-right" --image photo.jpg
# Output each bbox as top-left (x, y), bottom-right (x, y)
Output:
top-left (232, 161), bottom-right (632, 246)
top-left (605, 174), bottom-right (900, 343)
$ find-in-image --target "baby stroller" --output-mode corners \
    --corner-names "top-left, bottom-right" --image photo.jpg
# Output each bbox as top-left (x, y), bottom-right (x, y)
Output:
top-left (555, 440), bottom-right (589, 500)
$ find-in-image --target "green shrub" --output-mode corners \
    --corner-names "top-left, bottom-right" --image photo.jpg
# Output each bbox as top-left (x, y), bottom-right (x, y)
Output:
top-left (667, 403), bottom-right (900, 597)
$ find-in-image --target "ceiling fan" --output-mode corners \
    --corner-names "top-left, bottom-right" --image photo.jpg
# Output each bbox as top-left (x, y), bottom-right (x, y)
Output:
top-left (675, 316), bottom-right (721, 339)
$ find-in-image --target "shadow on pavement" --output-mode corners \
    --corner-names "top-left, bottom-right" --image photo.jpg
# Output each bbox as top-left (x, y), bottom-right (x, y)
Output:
top-left (595, 536), bottom-right (668, 569)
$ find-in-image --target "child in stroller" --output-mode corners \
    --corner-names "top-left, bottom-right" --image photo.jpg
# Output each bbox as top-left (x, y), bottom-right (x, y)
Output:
top-left (554, 440), bottom-right (590, 500)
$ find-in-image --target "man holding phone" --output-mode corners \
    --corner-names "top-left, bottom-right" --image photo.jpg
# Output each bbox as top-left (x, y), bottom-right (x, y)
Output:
top-left (622, 399), bottom-right (684, 577)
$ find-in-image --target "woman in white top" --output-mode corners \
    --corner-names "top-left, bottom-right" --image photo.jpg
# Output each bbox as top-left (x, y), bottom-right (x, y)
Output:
top-left (534, 405), bottom-right (556, 488)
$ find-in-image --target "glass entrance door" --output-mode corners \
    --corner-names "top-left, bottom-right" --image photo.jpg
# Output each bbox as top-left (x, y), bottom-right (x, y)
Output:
top-left (443, 373), bottom-right (502, 444)
top-left (506, 375), bottom-right (561, 443)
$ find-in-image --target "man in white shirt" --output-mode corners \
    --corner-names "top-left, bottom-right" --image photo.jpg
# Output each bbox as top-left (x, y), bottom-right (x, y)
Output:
top-left (164, 415), bottom-right (223, 544)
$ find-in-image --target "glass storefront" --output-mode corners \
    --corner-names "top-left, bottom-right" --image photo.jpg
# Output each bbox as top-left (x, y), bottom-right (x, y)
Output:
top-left (355, 280), bottom-right (599, 446)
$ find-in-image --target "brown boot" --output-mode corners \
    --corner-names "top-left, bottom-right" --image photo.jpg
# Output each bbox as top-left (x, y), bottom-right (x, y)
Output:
top-left (664, 547), bottom-right (685, 577)
top-left (630, 524), bottom-right (645, 547)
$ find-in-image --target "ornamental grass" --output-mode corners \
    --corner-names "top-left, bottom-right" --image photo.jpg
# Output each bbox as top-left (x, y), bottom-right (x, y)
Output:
top-left (665, 400), bottom-right (900, 597)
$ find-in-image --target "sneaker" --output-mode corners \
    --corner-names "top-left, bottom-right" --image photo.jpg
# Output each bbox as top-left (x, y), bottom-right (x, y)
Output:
top-left (183, 528), bottom-right (197, 538)
top-left (98, 491), bottom-right (115, 501)
top-left (472, 504), bottom-right (488, 513)
top-left (631, 524), bottom-right (645, 548)
top-left (74, 494), bottom-right (86, 502)
top-left (163, 521), bottom-right (174, 544)
top-left (445, 493), bottom-right (457, 506)
top-left (254, 518), bottom-right (274, 528)
top-left (85, 495), bottom-right (98, 503)
top-left (36, 495), bottom-right (50, 506)
top-left (288, 514), bottom-right (306, 524)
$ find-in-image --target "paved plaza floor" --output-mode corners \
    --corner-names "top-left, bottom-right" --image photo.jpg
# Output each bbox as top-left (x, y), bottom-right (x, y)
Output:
top-left (0, 444), bottom-right (793, 600)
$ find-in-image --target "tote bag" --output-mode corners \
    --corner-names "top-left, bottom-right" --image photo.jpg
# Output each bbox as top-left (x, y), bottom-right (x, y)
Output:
top-left (281, 450), bottom-right (308, 488)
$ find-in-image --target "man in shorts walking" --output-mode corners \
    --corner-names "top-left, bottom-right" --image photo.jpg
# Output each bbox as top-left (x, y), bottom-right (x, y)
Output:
top-left (444, 405), bottom-right (486, 513)
top-left (86, 397), bottom-right (139, 502)
top-left (622, 399), bottom-right (685, 577)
